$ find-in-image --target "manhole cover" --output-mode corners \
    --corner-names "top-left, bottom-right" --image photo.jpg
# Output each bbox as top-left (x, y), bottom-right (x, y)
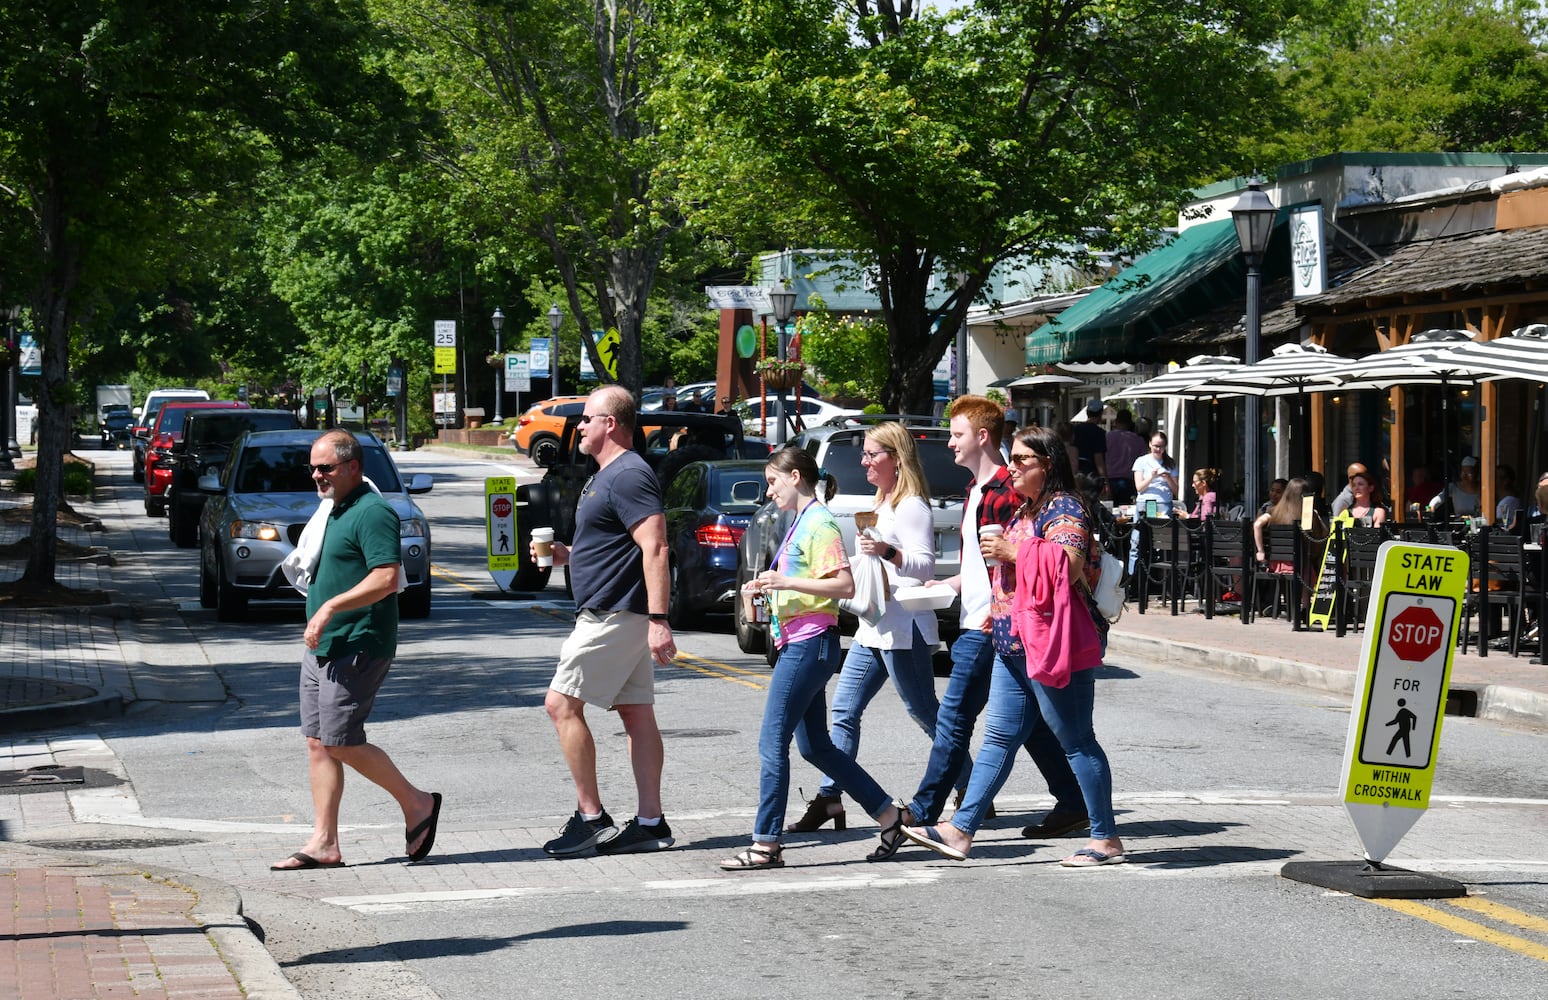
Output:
top-left (0, 764), bottom-right (86, 789)
top-left (39, 838), bottom-right (203, 851)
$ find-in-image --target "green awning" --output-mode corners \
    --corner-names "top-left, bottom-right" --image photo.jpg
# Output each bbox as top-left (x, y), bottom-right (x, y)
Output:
top-left (1028, 218), bottom-right (1258, 365)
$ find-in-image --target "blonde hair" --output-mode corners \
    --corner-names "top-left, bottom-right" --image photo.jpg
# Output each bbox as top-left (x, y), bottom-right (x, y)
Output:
top-left (866, 422), bottom-right (930, 510)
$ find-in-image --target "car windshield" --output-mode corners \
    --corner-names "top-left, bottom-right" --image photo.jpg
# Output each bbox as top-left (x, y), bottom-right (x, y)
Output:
top-left (188, 413), bottom-right (296, 449)
top-left (233, 442), bottom-right (403, 494)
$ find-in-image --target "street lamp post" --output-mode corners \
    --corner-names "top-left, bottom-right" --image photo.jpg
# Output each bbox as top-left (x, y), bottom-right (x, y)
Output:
top-left (768, 283), bottom-right (797, 445)
top-left (491, 307), bottom-right (506, 423)
top-left (548, 304), bottom-right (563, 399)
top-left (0, 306), bottom-right (16, 471)
top-left (359, 360), bottom-right (369, 429)
top-left (1231, 176), bottom-right (1277, 521)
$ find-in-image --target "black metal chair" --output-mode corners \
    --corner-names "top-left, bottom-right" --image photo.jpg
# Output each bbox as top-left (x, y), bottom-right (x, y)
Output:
top-left (1335, 525), bottom-right (1387, 635)
top-left (1460, 529), bottom-right (1528, 657)
top-left (1142, 515), bottom-right (1201, 615)
top-left (1251, 522), bottom-right (1306, 628)
top-left (1203, 518), bottom-right (1249, 621)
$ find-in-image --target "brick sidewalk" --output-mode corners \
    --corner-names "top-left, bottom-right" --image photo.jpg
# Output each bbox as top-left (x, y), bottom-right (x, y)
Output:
top-left (1, 848), bottom-right (244, 1000)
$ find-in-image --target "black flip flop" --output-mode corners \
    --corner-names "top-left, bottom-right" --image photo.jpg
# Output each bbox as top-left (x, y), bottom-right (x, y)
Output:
top-left (270, 851), bottom-right (345, 871)
top-left (406, 792), bottom-right (443, 863)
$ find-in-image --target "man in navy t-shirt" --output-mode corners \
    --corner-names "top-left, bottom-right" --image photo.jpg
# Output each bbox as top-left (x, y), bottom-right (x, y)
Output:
top-left (535, 385), bottom-right (678, 857)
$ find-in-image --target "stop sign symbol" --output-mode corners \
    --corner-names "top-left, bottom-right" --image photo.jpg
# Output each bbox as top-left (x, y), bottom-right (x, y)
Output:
top-left (1388, 605), bottom-right (1444, 662)
top-left (491, 497), bottom-right (513, 519)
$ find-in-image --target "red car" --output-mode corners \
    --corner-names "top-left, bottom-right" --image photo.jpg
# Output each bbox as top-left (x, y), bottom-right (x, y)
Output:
top-left (143, 400), bottom-right (248, 516)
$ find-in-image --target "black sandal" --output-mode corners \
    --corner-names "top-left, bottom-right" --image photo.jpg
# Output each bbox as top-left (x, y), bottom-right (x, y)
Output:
top-left (867, 804), bottom-right (911, 862)
top-left (720, 844), bottom-right (784, 871)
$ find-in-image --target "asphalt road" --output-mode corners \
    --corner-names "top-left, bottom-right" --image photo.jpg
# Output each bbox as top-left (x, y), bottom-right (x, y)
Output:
top-left (28, 446), bottom-right (1548, 998)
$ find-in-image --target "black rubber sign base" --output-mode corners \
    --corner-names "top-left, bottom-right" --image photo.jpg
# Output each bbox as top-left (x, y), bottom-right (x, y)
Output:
top-left (1281, 860), bottom-right (1467, 899)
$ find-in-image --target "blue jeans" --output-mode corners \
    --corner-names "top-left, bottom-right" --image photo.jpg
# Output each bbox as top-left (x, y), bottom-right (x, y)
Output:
top-left (817, 624), bottom-right (938, 799)
top-left (907, 630), bottom-right (1080, 826)
top-left (756, 628), bottom-right (891, 843)
top-left (951, 653), bottom-right (1116, 840)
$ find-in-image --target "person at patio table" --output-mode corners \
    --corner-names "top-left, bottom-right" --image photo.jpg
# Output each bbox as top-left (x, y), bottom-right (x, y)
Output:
top-left (1253, 476), bottom-right (1326, 578)
top-left (1344, 468), bottom-right (1387, 528)
top-left (1128, 431), bottom-right (1177, 574)
top-left (1104, 408), bottom-right (1146, 505)
top-left (1495, 464), bottom-right (1522, 530)
top-left (1330, 463), bottom-right (1372, 517)
top-left (1183, 468), bottom-right (1219, 519)
top-left (1427, 456), bottom-right (1482, 518)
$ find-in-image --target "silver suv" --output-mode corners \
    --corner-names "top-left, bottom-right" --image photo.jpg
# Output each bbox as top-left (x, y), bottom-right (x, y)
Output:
top-left (734, 417), bottom-right (964, 658)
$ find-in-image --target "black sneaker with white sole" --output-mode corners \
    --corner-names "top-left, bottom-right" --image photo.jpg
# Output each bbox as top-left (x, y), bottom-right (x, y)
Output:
top-left (543, 810), bottom-right (619, 856)
top-left (596, 816), bottom-right (675, 855)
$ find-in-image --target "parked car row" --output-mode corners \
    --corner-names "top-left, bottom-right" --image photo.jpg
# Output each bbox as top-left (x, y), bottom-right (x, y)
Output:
top-left (127, 387), bottom-right (435, 624)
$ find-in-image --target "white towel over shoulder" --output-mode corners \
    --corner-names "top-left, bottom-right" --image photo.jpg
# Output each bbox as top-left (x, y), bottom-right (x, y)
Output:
top-left (280, 477), bottom-right (408, 595)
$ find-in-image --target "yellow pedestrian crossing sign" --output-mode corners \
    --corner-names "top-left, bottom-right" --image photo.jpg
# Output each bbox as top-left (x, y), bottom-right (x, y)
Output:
top-left (596, 327), bottom-right (621, 380)
top-left (1339, 541), bottom-right (1466, 862)
top-left (486, 477), bottom-right (519, 574)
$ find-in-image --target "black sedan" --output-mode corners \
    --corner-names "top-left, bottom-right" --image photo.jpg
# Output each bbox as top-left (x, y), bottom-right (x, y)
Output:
top-left (662, 459), bottom-right (767, 628)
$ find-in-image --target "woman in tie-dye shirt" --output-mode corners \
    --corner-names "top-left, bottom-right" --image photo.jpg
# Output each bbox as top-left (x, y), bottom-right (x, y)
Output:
top-left (721, 446), bottom-right (909, 871)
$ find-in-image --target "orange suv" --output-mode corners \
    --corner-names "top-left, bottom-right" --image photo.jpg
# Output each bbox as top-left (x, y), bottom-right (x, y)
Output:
top-left (511, 395), bottom-right (588, 465)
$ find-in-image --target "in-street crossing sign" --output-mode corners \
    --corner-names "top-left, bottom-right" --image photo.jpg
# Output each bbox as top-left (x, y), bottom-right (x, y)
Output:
top-left (1340, 541), bottom-right (1465, 863)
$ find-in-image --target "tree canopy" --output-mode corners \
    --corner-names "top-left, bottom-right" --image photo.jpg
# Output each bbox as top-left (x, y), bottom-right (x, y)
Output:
top-left (660, 0), bottom-right (1296, 411)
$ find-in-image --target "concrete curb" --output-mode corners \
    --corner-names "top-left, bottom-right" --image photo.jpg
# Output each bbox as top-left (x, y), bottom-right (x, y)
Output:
top-left (1111, 632), bottom-right (1548, 729)
top-left (0, 691), bottom-right (123, 732)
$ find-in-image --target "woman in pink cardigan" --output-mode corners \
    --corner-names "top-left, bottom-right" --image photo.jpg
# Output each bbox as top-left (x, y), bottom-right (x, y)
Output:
top-left (901, 425), bottom-right (1124, 867)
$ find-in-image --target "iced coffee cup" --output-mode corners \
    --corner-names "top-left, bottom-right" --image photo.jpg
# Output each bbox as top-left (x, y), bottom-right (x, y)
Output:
top-left (854, 511), bottom-right (879, 533)
top-left (979, 523), bottom-right (1005, 567)
top-left (532, 527), bottom-right (555, 567)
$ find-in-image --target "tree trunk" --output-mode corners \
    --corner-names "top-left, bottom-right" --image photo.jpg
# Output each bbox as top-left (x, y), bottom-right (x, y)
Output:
top-left (22, 178), bottom-right (80, 586)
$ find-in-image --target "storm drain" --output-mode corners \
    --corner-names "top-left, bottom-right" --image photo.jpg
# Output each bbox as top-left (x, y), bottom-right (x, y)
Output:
top-left (0, 764), bottom-right (85, 789)
top-left (0, 765), bottom-right (124, 794)
top-left (38, 837), bottom-right (203, 851)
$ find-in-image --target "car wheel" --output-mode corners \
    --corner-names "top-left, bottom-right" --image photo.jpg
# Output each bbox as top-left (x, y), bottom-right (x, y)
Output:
top-left (399, 582), bottom-right (432, 619)
top-left (215, 559), bottom-right (248, 623)
top-left (171, 504), bottom-right (198, 548)
top-left (733, 571), bottom-right (766, 655)
top-left (145, 496), bottom-right (164, 517)
top-left (198, 557), bottom-right (216, 609)
top-left (528, 434), bottom-right (560, 466)
top-left (132, 456), bottom-right (144, 483)
top-left (667, 562), bottom-right (694, 631)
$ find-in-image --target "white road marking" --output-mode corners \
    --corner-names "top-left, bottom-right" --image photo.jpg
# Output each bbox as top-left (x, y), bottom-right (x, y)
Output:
top-left (324, 869), bottom-right (944, 911)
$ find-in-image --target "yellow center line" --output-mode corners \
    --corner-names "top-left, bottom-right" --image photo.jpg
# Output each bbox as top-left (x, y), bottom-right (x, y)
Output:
top-left (668, 653), bottom-right (770, 693)
top-left (1446, 896), bottom-right (1548, 936)
top-left (1371, 898), bottom-right (1548, 963)
top-left (431, 565), bottom-right (481, 592)
top-left (673, 652), bottom-right (770, 679)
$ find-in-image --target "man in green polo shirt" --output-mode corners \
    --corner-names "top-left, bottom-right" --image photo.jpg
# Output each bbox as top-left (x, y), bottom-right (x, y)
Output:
top-left (270, 430), bottom-right (442, 871)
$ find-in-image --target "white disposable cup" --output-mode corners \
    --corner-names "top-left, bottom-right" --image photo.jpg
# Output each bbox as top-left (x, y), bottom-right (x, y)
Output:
top-left (979, 523), bottom-right (1005, 567)
top-left (532, 527), bottom-right (555, 567)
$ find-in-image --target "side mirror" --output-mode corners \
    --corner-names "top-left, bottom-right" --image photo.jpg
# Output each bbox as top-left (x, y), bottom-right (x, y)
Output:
top-left (407, 473), bottom-right (434, 494)
top-left (197, 474), bottom-right (222, 494)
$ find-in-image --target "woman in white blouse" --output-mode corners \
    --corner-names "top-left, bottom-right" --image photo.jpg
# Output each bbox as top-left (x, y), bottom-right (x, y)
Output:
top-left (786, 422), bottom-right (943, 835)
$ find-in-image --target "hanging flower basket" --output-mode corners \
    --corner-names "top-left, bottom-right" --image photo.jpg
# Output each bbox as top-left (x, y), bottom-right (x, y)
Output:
top-left (757, 360), bottom-right (805, 391)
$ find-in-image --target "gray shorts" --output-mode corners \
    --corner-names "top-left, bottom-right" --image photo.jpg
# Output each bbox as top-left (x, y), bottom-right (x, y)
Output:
top-left (300, 650), bottom-right (392, 746)
top-left (550, 609), bottom-right (655, 709)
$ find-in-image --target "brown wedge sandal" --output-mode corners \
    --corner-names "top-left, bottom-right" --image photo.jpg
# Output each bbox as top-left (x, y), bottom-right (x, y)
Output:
top-left (720, 844), bottom-right (784, 871)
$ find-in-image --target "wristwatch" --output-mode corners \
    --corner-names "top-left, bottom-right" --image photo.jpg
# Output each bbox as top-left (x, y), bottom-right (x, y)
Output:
top-left (883, 545), bottom-right (897, 561)
top-left (648, 613), bottom-right (669, 622)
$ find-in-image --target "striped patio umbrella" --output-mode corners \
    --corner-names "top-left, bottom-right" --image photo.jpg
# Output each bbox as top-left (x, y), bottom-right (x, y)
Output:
top-left (1449, 323), bottom-right (1548, 383)
top-left (1327, 330), bottom-right (1493, 510)
top-left (1110, 355), bottom-right (1242, 400)
top-left (1179, 342), bottom-right (1349, 398)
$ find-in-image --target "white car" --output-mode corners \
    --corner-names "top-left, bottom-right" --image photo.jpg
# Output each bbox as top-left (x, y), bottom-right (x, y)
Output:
top-left (738, 394), bottom-right (861, 437)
